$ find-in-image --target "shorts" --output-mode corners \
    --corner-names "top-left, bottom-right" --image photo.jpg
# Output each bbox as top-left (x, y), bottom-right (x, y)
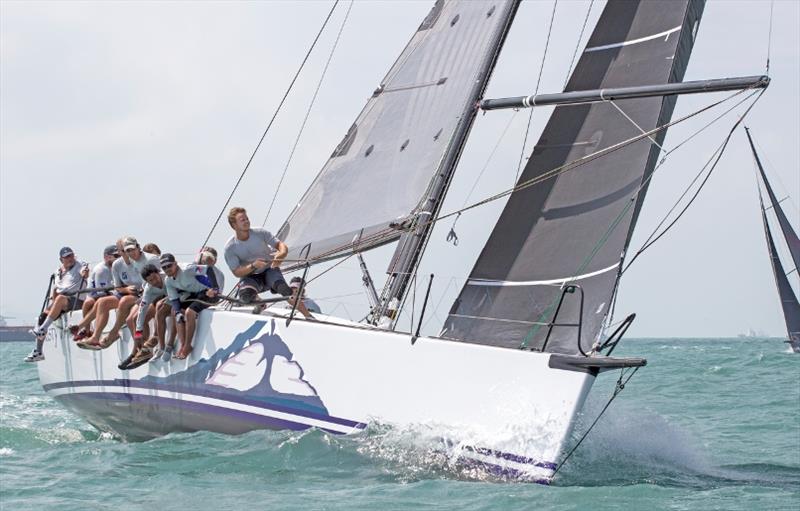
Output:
top-left (239, 268), bottom-right (292, 297)
top-left (179, 291), bottom-right (220, 314)
top-left (58, 296), bottom-right (83, 313)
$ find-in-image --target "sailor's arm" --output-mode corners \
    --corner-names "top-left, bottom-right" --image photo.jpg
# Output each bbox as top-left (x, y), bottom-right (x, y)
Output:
top-left (231, 260), bottom-right (268, 278)
top-left (271, 241), bottom-right (288, 268)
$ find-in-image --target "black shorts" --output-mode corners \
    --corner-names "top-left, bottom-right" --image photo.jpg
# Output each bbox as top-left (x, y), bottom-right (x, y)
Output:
top-left (239, 268), bottom-right (292, 297)
top-left (179, 291), bottom-right (220, 314)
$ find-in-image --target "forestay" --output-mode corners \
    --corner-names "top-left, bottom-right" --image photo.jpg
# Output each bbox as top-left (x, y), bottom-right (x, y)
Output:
top-left (278, 0), bottom-right (517, 265)
top-left (443, 0), bottom-right (706, 354)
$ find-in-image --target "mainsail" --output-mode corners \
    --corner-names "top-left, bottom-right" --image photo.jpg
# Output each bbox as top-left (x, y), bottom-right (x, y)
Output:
top-left (443, 0), bottom-right (706, 354)
top-left (747, 129), bottom-right (800, 350)
top-left (278, 0), bottom-right (518, 264)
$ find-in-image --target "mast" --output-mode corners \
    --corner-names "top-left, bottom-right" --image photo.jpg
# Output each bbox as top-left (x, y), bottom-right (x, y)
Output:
top-left (373, 0), bottom-right (522, 326)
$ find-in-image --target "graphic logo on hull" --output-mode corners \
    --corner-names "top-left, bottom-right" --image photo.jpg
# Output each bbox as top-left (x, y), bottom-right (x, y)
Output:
top-left (142, 319), bottom-right (327, 414)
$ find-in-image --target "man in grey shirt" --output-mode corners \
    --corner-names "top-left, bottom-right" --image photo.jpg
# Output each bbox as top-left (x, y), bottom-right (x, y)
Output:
top-left (71, 245), bottom-right (120, 341)
top-left (25, 247), bottom-right (89, 362)
top-left (77, 236), bottom-right (158, 350)
top-left (223, 207), bottom-right (311, 319)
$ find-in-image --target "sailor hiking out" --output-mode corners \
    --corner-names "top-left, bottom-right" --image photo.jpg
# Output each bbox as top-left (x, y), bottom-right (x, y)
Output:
top-left (26, 246), bottom-right (89, 362)
top-left (161, 252), bottom-right (224, 360)
top-left (76, 236), bottom-right (158, 350)
top-left (223, 207), bottom-right (312, 319)
top-left (118, 263), bottom-right (171, 369)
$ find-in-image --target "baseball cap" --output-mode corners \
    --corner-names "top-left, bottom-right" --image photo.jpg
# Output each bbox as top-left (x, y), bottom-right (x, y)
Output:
top-left (59, 246), bottom-right (75, 258)
top-left (122, 235), bottom-right (139, 251)
top-left (289, 276), bottom-right (305, 289)
top-left (103, 245), bottom-right (120, 257)
top-left (159, 253), bottom-right (177, 268)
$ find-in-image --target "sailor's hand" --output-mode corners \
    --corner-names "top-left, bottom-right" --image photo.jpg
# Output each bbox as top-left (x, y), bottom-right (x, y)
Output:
top-left (252, 259), bottom-right (269, 271)
top-left (268, 252), bottom-right (282, 268)
top-left (80, 266), bottom-right (90, 279)
top-left (126, 286), bottom-right (138, 295)
top-left (206, 288), bottom-right (219, 298)
top-left (175, 312), bottom-right (186, 324)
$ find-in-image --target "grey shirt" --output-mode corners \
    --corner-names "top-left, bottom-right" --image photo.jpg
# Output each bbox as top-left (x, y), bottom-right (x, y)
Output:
top-left (54, 261), bottom-right (89, 295)
top-left (224, 228), bottom-right (280, 275)
top-left (89, 262), bottom-right (113, 298)
top-left (165, 264), bottom-right (222, 302)
top-left (112, 253), bottom-right (159, 288)
top-left (135, 279), bottom-right (167, 331)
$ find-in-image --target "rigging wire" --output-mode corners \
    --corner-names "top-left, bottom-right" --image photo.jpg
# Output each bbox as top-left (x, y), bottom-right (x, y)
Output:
top-left (198, 0), bottom-right (341, 251)
top-left (563, 0), bottom-right (594, 89)
top-left (518, 89), bottom-right (765, 348)
top-left (514, 0), bottom-right (559, 183)
top-left (283, 86), bottom-right (761, 272)
top-left (262, 0), bottom-right (354, 228)
top-left (552, 367), bottom-right (640, 476)
top-left (620, 89), bottom-right (767, 276)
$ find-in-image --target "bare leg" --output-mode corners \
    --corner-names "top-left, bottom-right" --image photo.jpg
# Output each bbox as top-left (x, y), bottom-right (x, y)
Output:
top-left (155, 301), bottom-right (170, 350)
top-left (179, 308), bottom-right (198, 358)
top-left (81, 297), bottom-right (96, 319)
top-left (104, 295), bottom-right (137, 342)
top-left (83, 296), bottom-right (119, 344)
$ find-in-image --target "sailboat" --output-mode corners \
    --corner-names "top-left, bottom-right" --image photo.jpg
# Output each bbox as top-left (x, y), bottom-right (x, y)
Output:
top-left (35, 0), bottom-right (770, 483)
top-left (746, 128), bottom-right (800, 352)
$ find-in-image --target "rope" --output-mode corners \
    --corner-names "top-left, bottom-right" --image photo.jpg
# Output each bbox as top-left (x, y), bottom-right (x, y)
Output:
top-left (262, 0), bottom-right (354, 228)
top-left (620, 89), bottom-right (766, 276)
top-left (520, 88), bottom-right (763, 348)
top-left (447, 111), bottom-right (518, 243)
top-left (282, 87), bottom-right (757, 272)
top-left (515, 0), bottom-right (558, 183)
top-left (552, 366), bottom-right (640, 477)
top-left (198, 0), bottom-right (341, 250)
top-left (563, 0), bottom-right (594, 89)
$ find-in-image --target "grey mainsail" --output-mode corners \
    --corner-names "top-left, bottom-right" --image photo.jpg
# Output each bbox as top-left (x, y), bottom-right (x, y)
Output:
top-left (745, 128), bottom-right (800, 275)
top-left (278, 0), bottom-right (518, 264)
top-left (443, 0), bottom-right (706, 354)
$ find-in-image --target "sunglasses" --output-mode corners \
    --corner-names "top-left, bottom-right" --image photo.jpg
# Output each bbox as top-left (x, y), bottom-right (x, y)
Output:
top-left (161, 263), bottom-right (175, 270)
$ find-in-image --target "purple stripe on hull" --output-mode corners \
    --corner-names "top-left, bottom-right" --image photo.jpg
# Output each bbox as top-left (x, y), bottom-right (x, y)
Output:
top-left (463, 445), bottom-right (557, 470)
top-left (43, 379), bottom-right (365, 429)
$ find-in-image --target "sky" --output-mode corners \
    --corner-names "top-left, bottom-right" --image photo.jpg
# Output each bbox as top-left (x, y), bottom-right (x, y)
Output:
top-left (1, 0), bottom-right (798, 338)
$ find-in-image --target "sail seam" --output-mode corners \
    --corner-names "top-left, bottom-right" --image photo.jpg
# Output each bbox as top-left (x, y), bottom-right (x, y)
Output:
top-left (585, 26), bottom-right (681, 53)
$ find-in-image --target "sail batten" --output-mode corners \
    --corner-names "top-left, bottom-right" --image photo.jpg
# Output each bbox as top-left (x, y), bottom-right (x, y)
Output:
top-left (444, 0), bottom-right (706, 354)
top-left (278, 1), bottom-right (518, 265)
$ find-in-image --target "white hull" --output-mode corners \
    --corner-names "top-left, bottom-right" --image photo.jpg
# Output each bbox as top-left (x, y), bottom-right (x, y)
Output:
top-left (37, 308), bottom-right (599, 483)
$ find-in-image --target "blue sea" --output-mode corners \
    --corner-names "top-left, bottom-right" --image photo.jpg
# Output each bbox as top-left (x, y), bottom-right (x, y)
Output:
top-left (1, 338), bottom-right (798, 510)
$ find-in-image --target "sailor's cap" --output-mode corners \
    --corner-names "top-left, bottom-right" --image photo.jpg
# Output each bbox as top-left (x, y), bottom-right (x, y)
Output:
top-left (59, 246), bottom-right (74, 258)
top-left (122, 236), bottom-right (139, 251)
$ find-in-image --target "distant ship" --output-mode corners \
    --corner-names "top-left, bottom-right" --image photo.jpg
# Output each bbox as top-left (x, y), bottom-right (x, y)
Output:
top-left (736, 328), bottom-right (768, 339)
top-left (0, 315), bottom-right (33, 343)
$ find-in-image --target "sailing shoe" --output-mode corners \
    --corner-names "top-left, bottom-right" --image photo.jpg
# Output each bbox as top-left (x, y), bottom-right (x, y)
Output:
top-left (24, 350), bottom-right (44, 363)
top-left (151, 347), bottom-right (163, 361)
top-left (118, 354), bottom-right (135, 371)
top-left (161, 345), bottom-right (173, 363)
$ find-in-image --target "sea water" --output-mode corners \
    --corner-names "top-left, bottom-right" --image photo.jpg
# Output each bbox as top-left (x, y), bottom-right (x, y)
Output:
top-left (1, 338), bottom-right (797, 510)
